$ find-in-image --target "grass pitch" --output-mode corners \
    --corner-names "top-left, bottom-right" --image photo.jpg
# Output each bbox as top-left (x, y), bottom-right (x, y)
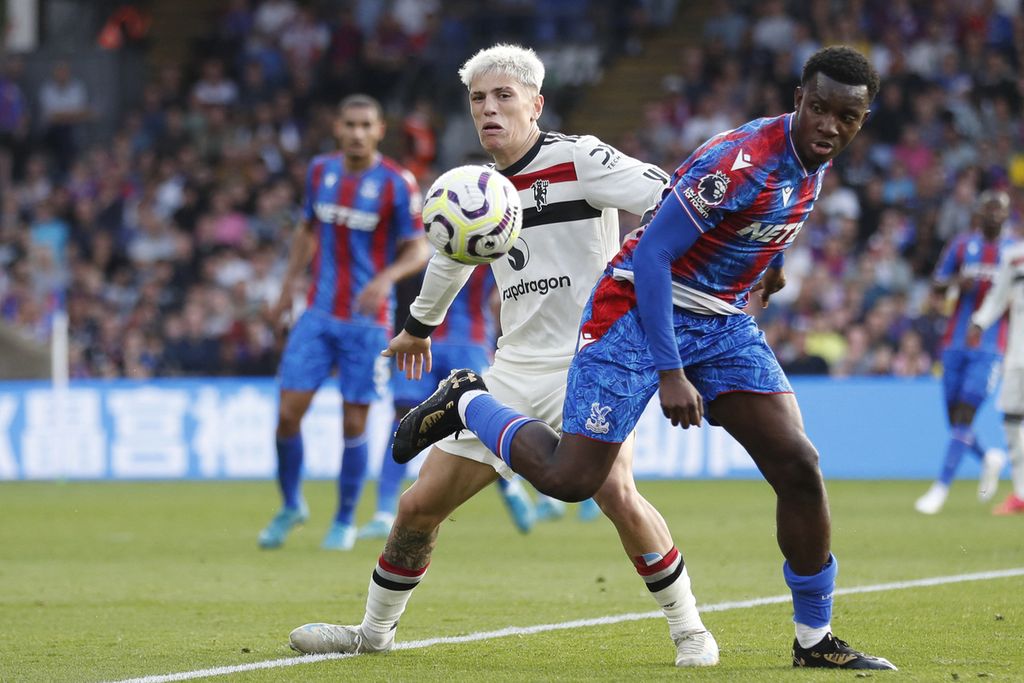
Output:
top-left (2, 479), bottom-right (1023, 682)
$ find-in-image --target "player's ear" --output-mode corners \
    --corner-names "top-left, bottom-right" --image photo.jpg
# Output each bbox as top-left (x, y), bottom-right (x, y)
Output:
top-left (533, 93), bottom-right (544, 122)
top-left (794, 86), bottom-right (803, 111)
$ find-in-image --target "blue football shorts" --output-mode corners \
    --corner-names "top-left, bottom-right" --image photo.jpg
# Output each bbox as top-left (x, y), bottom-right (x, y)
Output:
top-left (391, 342), bottom-right (492, 408)
top-left (562, 278), bottom-right (792, 443)
top-left (278, 309), bottom-right (390, 403)
top-left (941, 348), bottom-right (1001, 409)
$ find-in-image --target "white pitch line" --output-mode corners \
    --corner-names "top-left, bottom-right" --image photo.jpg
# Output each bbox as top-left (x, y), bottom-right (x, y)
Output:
top-left (107, 566), bottom-right (1024, 683)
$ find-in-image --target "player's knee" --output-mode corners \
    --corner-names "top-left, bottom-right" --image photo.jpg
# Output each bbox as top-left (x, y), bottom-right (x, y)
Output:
top-left (276, 410), bottom-right (303, 438)
top-left (592, 479), bottom-right (637, 519)
top-left (395, 488), bottom-right (448, 530)
top-left (757, 436), bottom-right (821, 492)
top-left (342, 405), bottom-right (370, 437)
top-left (780, 441), bottom-right (824, 496)
top-left (535, 469), bottom-right (601, 503)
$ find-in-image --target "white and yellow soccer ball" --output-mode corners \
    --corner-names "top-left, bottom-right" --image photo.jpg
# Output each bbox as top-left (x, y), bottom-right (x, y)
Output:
top-left (422, 165), bottom-right (523, 265)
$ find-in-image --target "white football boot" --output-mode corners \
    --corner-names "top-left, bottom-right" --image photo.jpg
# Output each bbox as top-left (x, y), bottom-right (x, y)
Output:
top-left (289, 623), bottom-right (393, 655)
top-left (673, 629), bottom-right (720, 667)
top-left (978, 448), bottom-right (1006, 502)
top-left (914, 482), bottom-right (949, 515)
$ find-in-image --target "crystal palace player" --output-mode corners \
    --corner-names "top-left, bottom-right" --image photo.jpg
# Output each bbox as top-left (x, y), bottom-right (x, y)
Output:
top-left (969, 199), bottom-right (1024, 516)
top-left (258, 94), bottom-right (428, 551)
top-left (290, 44), bottom-right (719, 668)
top-left (390, 46), bottom-right (897, 670)
top-left (916, 190), bottom-right (1014, 515)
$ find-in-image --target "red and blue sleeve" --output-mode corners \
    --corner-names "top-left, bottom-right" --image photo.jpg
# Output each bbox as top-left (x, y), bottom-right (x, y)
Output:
top-left (632, 191), bottom-right (703, 371)
top-left (933, 236), bottom-right (962, 284)
top-left (393, 172), bottom-right (424, 240)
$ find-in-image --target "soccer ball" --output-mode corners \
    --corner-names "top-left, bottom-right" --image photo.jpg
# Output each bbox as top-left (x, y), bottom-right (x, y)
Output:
top-left (422, 165), bottom-right (523, 265)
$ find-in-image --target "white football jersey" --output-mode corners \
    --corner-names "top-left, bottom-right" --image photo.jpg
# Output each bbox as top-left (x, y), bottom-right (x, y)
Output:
top-left (410, 132), bottom-right (669, 368)
top-left (973, 240), bottom-right (1024, 368)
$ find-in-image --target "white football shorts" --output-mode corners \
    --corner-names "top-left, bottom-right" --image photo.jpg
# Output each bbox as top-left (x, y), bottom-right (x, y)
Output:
top-left (997, 367), bottom-right (1024, 415)
top-left (435, 357), bottom-right (569, 480)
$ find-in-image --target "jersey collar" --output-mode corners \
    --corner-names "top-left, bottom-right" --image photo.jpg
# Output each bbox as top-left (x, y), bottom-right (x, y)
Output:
top-left (784, 113), bottom-right (813, 178)
top-left (497, 131), bottom-right (546, 177)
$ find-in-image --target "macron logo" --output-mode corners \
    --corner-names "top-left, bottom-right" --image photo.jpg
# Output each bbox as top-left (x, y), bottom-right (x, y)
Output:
top-left (731, 149), bottom-right (753, 171)
top-left (781, 187), bottom-right (794, 206)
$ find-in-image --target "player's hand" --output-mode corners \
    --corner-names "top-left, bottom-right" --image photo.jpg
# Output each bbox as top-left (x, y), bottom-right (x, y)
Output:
top-left (967, 323), bottom-right (983, 347)
top-left (657, 369), bottom-right (703, 429)
top-left (381, 330), bottom-right (432, 380)
top-left (355, 275), bottom-right (392, 316)
top-left (267, 292), bottom-right (292, 332)
top-left (752, 266), bottom-right (786, 308)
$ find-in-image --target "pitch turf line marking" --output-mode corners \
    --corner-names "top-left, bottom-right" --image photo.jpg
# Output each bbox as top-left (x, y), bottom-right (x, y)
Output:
top-left (107, 567), bottom-right (1024, 683)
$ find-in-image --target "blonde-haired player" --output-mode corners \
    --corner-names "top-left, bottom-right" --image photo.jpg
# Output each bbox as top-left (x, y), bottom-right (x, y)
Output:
top-left (289, 43), bottom-right (718, 667)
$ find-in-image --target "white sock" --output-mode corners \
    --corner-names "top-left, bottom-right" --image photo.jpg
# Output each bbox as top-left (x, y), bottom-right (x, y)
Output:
top-left (360, 555), bottom-right (427, 645)
top-left (1009, 421), bottom-right (1024, 498)
top-left (457, 390), bottom-right (486, 426)
top-left (635, 548), bottom-right (705, 635)
top-left (795, 623), bottom-right (832, 648)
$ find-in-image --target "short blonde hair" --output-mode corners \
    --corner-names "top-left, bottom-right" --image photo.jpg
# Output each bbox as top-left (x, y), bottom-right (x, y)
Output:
top-left (458, 43), bottom-right (545, 92)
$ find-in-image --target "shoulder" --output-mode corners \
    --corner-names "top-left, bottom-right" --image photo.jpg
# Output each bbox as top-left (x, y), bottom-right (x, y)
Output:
top-left (1002, 239), bottom-right (1024, 257)
top-left (566, 133), bottom-right (645, 172)
top-left (379, 156), bottom-right (419, 188)
top-left (542, 131), bottom-right (584, 148)
top-left (308, 153), bottom-right (336, 171)
top-left (568, 133), bottom-right (617, 160)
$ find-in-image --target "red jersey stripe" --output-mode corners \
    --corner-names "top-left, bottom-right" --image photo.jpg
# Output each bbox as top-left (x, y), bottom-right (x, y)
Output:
top-left (332, 176), bottom-right (357, 318)
top-left (509, 162), bottom-right (577, 191)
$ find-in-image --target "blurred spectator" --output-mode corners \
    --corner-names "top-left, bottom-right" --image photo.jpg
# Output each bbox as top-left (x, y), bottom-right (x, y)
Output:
top-left (253, 0), bottom-right (297, 37)
top-left (6, 0), bottom-right (1023, 383)
top-left (0, 56), bottom-right (30, 184)
top-left (280, 6), bottom-right (330, 74)
top-left (38, 60), bottom-right (91, 175)
top-left (191, 58), bottom-right (239, 109)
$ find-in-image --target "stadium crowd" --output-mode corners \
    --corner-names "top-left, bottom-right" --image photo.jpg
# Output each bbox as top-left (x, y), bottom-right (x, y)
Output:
top-left (0, 0), bottom-right (1021, 380)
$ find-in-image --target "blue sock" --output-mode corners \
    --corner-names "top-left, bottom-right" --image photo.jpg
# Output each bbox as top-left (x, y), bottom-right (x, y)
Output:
top-left (335, 433), bottom-right (370, 525)
top-left (276, 435), bottom-right (304, 510)
top-left (939, 426), bottom-right (974, 485)
top-left (784, 554), bottom-right (837, 628)
top-left (463, 393), bottom-right (541, 467)
top-left (376, 419), bottom-right (406, 516)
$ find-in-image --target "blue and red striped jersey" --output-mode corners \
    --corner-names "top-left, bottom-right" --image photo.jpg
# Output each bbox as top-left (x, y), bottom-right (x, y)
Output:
top-left (433, 266), bottom-right (496, 346)
top-left (303, 153), bottom-right (423, 325)
top-left (612, 113), bottom-right (826, 310)
top-left (934, 231), bottom-right (1013, 353)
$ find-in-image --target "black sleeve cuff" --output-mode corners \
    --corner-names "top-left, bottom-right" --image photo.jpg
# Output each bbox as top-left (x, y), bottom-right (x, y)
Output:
top-left (403, 315), bottom-right (437, 339)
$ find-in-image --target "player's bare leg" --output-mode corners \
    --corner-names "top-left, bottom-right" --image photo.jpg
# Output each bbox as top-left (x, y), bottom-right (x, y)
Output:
top-left (593, 435), bottom-right (717, 667)
top-left (259, 389), bottom-right (316, 548)
top-left (290, 448), bottom-right (497, 654)
top-left (709, 392), bottom-right (828, 574)
top-left (918, 400), bottom-right (1001, 514)
top-left (507, 429), bottom-right (620, 501)
top-left (392, 369), bottom-right (618, 500)
top-left (709, 391), bottom-right (895, 670)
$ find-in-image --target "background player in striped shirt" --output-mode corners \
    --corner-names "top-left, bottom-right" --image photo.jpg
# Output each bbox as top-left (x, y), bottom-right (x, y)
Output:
top-left (391, 46), bottom-right (896, 670)
top-left (969, 201), bottom-right (1024, 516)
top-left (914, 190), bottom-right (1014, 515)
top-left (290, 44), bottom-right (719, 668)
top-left (257, 94), bottom-right (429, 551)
